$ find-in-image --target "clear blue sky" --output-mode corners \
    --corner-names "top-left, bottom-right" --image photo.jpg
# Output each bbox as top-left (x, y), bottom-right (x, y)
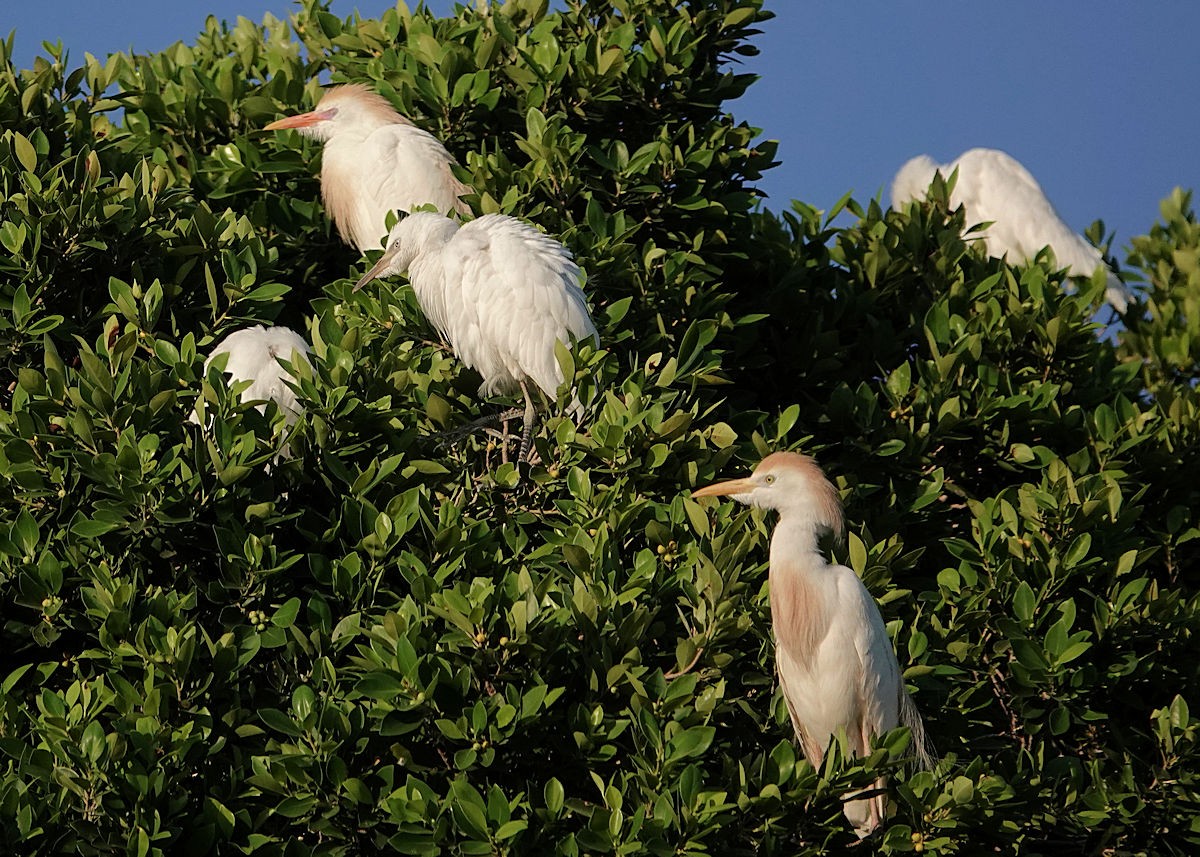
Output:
top-left (9, 2), bottom-right (1198, 254)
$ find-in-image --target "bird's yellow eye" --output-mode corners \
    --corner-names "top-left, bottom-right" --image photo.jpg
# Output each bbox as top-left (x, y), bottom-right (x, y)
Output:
top-left (765, 474), bottom-right (776, 484)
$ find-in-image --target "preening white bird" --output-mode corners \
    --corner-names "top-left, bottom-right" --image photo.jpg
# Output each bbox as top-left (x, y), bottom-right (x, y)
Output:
top-left (694, 452), bottom-right (933, 838)
top-left (191, 325), bottom-right (311, 428)
top-left (353, 211), bottom-right (598, 461)
top-left (265, 84), bottom-right (472, 252)
top-left (891, 147), bottom-right (1132, 313)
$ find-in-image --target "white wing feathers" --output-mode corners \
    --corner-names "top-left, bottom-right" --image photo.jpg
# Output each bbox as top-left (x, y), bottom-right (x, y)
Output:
top-left (772, 564), bottom-right (902, 759)
top-left (955, 150), bottom-right (1091, 270)
top-left (370, 124), bottom-right (471, 218)
top-left (443, 215), bottom-right (597, 402)
top-left (192, 326), bottom-right (310, 425)
top-left (835, 565), bottom-right (934, 770)
top-left (893, 148), bottom-right (1130, 311)
top-left (838, 566), bottom-right (902, 754)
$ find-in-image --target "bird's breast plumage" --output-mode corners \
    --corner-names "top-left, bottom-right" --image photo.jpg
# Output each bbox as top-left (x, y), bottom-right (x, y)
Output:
top-left (321, 123), bottom-right (469, 252)
top-left (770, 552), bottom-right (902, 763)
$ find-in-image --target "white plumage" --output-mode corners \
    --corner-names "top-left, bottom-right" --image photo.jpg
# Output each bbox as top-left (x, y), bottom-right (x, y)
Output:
top-left (891, 147), bottom-right (1131, 312)
top-left (354, 212), bottom-right (598, 458)
top-left (192, 325), bottom-right (310, 425)
top-left (266, 84), bottom-right (471, 252)
top-left (694, 452), bottom-right (932, 838)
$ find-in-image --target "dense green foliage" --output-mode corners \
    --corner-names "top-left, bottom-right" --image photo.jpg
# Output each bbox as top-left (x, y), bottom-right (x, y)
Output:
top-left (2, 1), bottom-right (1199, 853)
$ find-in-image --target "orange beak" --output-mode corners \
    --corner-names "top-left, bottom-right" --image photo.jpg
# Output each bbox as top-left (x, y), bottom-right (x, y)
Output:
top-left (264, 109), bottom-right (334, 131)
top-left (692, 477), bottom-right (756, 499)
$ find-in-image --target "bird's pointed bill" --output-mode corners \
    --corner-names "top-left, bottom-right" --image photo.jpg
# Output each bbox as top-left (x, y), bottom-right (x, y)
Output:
top-left (692, 477), bottom-right (756, 499)
top-left (353, 245), bottom-right (402, 292)
top-left (264, 109), bottom-right (333, 131)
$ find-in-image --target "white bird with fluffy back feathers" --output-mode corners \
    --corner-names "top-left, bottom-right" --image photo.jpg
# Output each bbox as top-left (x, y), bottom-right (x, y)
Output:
top-left (891, 147), bottom-right (1132, 312)
top-left (265, 84), bottom-right (472, 252)
top-left (353, 211), bottom-right (598, 461)
top-left (191, 325), bottom-right (310, 429)
top-left (694, 452), bottom-right (933, 838)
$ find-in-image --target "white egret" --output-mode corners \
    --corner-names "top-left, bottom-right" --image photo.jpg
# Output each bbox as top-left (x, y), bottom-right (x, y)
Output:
top-left (891, 147), bottom-right (1132, 312)
top-left (265, 84), bottom-right (472, 252)
top-left (191, 325), bottom-right (310, 431)
top-left (353, 211), bottom-right (598, 461)
top-left (694, 452), bottom-right (932, 837)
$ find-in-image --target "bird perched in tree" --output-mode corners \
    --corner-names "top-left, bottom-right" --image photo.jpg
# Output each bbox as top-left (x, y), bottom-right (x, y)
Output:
top-left (694, 452), bottom-right (932, 837)
top-left (265, 84), bottom-right (472, 252)
top-left (891, 147), bottom-right (1132, 312)
top-left (191, 325), bottom-right (310, 431)
top-left (353, 211), bottom-right (598, 461)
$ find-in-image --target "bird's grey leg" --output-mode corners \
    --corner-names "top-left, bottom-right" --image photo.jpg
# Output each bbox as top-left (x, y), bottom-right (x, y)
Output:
top-left (437, 407), bottom-right (524, 445)
top-left (518, 380), bottom-right (537, 463)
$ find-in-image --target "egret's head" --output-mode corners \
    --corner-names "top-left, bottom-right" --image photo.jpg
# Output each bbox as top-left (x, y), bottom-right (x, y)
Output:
top-left (352, 211), bottom-right (457, 292)
top-left (264, 84), bottom-right (404, 143)
top-left (693, 451), bottom-right (844, 538)
top-left (891, 154), bottom-right (940, 209)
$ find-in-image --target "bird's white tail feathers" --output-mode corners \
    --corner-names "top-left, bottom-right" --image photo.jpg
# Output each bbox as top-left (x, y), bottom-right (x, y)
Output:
top-left (899, 688), bottom-right (936, 770)
top-left (1103, 269), bottom-right (1132, 314)
top-left (566, 395), bottom-right (587, 422)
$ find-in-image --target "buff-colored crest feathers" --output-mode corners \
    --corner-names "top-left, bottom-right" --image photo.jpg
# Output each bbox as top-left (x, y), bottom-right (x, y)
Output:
top-left (756, 452), bottom-right (845, 539)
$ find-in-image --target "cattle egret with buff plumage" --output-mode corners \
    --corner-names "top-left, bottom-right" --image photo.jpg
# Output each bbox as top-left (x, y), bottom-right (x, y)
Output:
top-left (694, 452), bottom-right (933, 837)
top-left (265, 84), bottom-right (471, 252)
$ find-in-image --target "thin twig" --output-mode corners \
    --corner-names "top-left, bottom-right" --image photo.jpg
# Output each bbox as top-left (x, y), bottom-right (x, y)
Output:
top-left (664, 646), bottom-right (704, 680)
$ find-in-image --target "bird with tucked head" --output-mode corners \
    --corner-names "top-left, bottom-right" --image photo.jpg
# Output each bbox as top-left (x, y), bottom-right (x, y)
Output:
top-left (892, 147), bottom-right (1131, 312)
top-left (190, 325), bottom-right (311, 458)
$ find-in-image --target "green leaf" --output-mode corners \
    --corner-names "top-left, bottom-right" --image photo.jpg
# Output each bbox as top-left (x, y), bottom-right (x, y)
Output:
top-left (876, 438), bottom-right (906, 457)
top-left (1, 664), bottom-right (33, 694)
top-left (544, 777), bottom-right (564, 814)
top-left (665, 726), bottom-right (715, 764)
top-left (495, 820), bottom-right (527, 840)
top-left (1013, 581), bottom-right (1035, 623)
top-left (71, 517), bottom-right (120, 539)
top-left (12, 131), bottom-right (37, 171)
top-left (1057, 641), bottom-right (1092, 665)
top-left (274, 795), bottom-right (316, 818)
top-left (260, 708), bottom-right (302, 737)
top-left (80, 721), bottom-right (105, 763)
top-left (708, 422), bottom-right (737, 448)
top-left (436, 719), bottom-right (466, 741)
top-left (271, 597), bottom-right (301, 628)
top-left (355, 672), bottom-right (406, 699)
top-left (1063, 533), bottom-right (1091, 568)
top-left (847, 532), bottom-right (867, 573)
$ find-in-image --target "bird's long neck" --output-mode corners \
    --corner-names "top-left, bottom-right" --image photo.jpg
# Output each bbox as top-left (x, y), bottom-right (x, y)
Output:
top-left (321, 153), bottom-right (366, 248)
top-left (404, 218), bottom-right (462, 334)
top-left (319, 121), bottom-right (402, 250)
top-left (771, 510), bottom-right (829, 559)
top-left (768, 515), bottom-right (835, 667)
